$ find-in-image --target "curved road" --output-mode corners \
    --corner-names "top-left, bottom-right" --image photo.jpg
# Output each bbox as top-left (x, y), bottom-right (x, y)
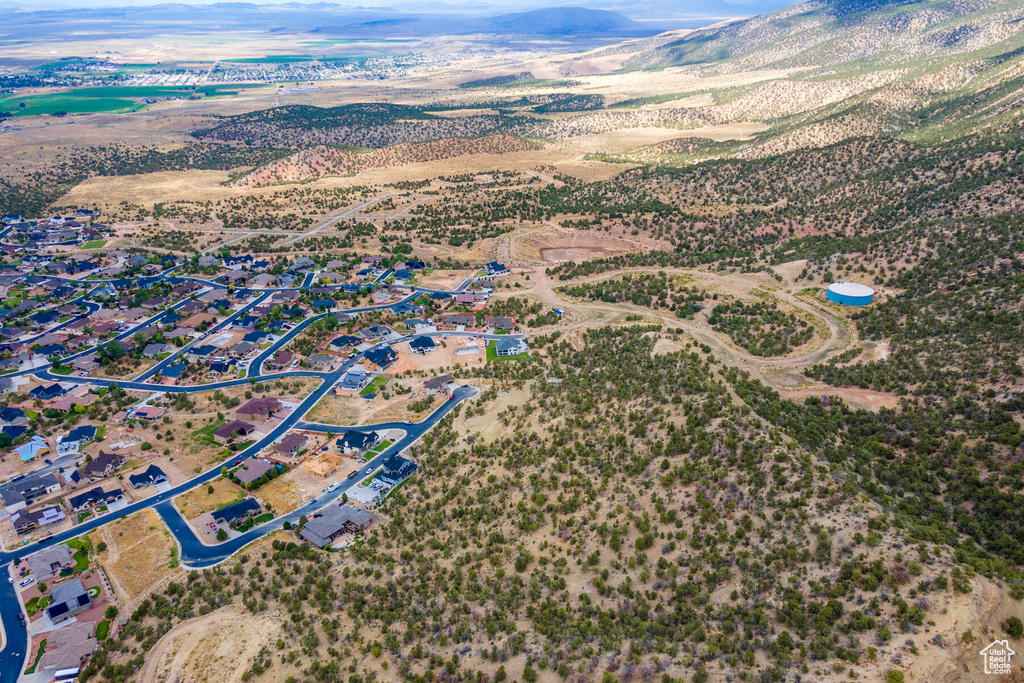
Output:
top-left (0, 265), bottom-right (502, 679)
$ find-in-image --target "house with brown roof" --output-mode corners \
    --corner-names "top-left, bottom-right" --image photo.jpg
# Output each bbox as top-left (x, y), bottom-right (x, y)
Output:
top-left (133, 406), bottom-right (165, 420)
top-left (237, 397), bottom-right (283, 420)
top-left (214, 420), bottom-right (256, 444)
top-left (274, 433), bottom-right (308, 458)
top-left (77, 452), bottom-right (125, 482)
top-left (267, 350), bottom-right (294, 371)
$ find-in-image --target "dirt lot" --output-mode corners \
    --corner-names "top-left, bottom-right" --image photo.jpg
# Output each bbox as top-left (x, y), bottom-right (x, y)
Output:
top-left (307, 392), bottom-right (363, 426)
top-left (139, 604), bottom-right (287, 683)
top-left (257, 465), bottom-right (334, 514)
top-left (415, 269), bottom-right (477, 290)
top-left (174, 476), bottom-right (245, 518)
top-left (458, 385), bottom-right (532, 445)
top-left (90, 508), bottom-right (183, 610)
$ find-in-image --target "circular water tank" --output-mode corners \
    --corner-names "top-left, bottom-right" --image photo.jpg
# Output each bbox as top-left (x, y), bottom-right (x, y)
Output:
top-left (827, 282), bottom-right (874, 306)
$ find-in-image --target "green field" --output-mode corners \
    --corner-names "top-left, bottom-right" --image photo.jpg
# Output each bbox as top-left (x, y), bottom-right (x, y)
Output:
top-left (0, 84), bottom-right (270, 117)
top-left (82, 239), bottom-right (107, 249)
top-left (0, 94), bottom-right (140, 117)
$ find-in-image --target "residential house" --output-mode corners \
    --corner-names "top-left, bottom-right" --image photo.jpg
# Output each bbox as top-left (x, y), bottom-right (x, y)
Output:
top-left (243, 331), bottom-right (273, 345)
top-left (12, 505), bottom-right (66, 535)
top-left (72, 355), bottom-right (100, 375)
top-left (267, 350), bottom-right (295, 371)
top-left (0, 406), bottom-right (27, 426)
top-left (68, 486), bottom-right (123, 513)
top-left (338, 429), bottom-right (380, 455)
top-left (36, 343), bottom-right (66, 358)
top-left (299, 504), bottom-right (372, 547)
top-left (213, 420), bottom-right (256, 444)
top-left (495, 338), bottom-right (528, 357)
top-left (45, 578), bottom-right (91, 624)
top-left (142, 296), bottom-right (169, 310)
top-left (209, 360), bottom-right (235, 375)
top-left (78, 452), bottom-right (125, 482)
top-left (197, 255), bottom-right (219, 267)
top-left (358, 324), bottom-right (391, 340)
top-left (38, 620), bottom-right (98, 672)
top-left (129, 465), bottom-right (167, 489)
top-left (235, 459), bottom-right (277, 486)
top-left (223, 255), bottom-right (254, 269)
top-left (57, 424), bottom-right (97, 454)
top-left (221, 341), bottom-right (252, 361)
top-left (30, 383), bottom-right (68, 401)
top-left (364, 345), bottom-right (397, 371)
top-left (311, 298), bottom-right (336, 311)
top-left (339, 365), bottom-right (368, 390)
top-left (484, 261), bottom-right (509, 276)
top-left (378, 455), bottom-right (418, 487)
top-left (305, 353), bottom-right (333, 370)
top-left (213, 497), bottom-right (262, 526)
top-left (442, 314), bottom-right (474, 330)
top-left (291, 256), bottom-right (316, 271)
top-left (160, 362), bottom-right (187, 380)
top-left (237, 397), bottom-right (283, 420)
top-left (409, 335), bottom-right (436, 355)
top-left (249, 273), bottom-right (276, 288)
top-left (329, 335), bottom-right (361, 351)
top-left (142, 342), bottom-right (175, 358)
top-left (186, 344), bottom-right (217, 361)
top-left (15, 435), bottom-right (50, 463)
top-left (223, 270), bottom-right (247, 284)
top-left (487, 316), bottom-right (515, 331)
top-left (0, 473), bottom-right (61, 513)
top-left (274, 433), bottom-right (307, 458)
top-left (25, 545), bottom-right (74, 578)
top-left (133, 406), bottom-right (165, 420)
top-left (423, 374), bottom-right (458, 394)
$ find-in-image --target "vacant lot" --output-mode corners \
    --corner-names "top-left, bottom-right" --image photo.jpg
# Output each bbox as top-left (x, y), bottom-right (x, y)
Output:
top-left (258, 466), bottom-right (327, 514)
top-left (91, 509), bottom-right (183, 609)
top-left (174, 477), bottom-right (244, 518)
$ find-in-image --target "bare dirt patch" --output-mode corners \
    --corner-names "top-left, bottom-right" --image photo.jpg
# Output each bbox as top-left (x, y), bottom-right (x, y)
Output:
top-left (91, 508), bottom-right (183, 610)
top-left (140, 605), bottom-right (286, 683)
top-left (174, 476), bottom-right (245, 518)
top-left (307, 392), bottom-right (363, 426)
top-left (259, 465), bottom-right (331, 513)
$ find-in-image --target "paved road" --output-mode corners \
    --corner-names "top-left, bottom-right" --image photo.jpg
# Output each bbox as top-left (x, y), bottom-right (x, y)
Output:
top-left (0, 266), bottom-right (503, 679)
top-left (156, 385), bottom-right (475, 568)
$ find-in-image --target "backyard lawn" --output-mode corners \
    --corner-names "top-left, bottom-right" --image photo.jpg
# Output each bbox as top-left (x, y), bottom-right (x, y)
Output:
top-left (359, 376), bottom-right (388, 397)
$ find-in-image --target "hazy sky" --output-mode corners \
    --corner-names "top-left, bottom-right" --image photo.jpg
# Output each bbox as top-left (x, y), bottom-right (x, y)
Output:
top-left (0, 0), bottom-right (778, 11)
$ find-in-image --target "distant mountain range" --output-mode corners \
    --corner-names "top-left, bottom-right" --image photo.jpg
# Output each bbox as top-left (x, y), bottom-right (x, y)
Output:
top-left (0, 0), bottom-right (796, 25)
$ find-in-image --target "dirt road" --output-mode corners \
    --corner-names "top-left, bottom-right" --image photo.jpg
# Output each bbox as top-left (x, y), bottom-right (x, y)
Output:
top-left (500, 262), bottom-right (891, 410)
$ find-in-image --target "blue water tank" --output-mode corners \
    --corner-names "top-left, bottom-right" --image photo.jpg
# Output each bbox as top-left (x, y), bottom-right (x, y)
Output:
top-left (827, 282), bottom-right (874, 306)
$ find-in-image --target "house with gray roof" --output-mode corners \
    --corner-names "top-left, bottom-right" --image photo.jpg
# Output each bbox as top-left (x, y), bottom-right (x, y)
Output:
top-left (25, 545), bottom-right (74, 578)
top-left (46, 578), bottom-right (91, 624)
top-left (299, 504), bottom-right (373, 548)
top-left (0, 472), bottom-right (61, 513)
